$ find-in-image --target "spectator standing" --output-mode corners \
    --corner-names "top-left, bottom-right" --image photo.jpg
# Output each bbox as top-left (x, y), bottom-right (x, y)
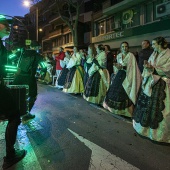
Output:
top-left (54, 47), bottom-right (65, 86)
top-left (105, 45), bottom-right (114, 76)
top-left (138, 40), bottom-right (153, 73)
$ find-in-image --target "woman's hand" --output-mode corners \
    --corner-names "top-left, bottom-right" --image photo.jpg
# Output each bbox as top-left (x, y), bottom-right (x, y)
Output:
top-left (114, 63), bottom-right (123, 70)
top-left (143, 60), bottom-right (154, 72)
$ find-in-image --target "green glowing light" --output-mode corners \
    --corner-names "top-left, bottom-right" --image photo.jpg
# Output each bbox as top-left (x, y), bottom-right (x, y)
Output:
top-left (40, 62), bottom-right (47, 68)
top-left (4, 65), bottom-right (17, 69)
top-left (8, 54), bottom-right (16, 59)
top-left (0, 15), bottom-right (6, 19)
top-left (5, 68), bottom-right (17, 72)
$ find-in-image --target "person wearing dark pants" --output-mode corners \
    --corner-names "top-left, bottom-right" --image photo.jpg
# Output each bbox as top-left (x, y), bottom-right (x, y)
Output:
top-left (12, 40), bottom-right (44, 122)
top-left (0, 15), bottom-right (26, 169)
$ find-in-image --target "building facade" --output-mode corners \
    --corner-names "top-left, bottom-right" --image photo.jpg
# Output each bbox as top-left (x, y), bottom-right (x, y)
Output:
top-left (25, 0), bottom-right (170, 55)
top-left (31, 0), bottom-right (94, 55)
top-left (91, 0), bottom-right (170, 53)
top-left (8, 16), bottom-right (29, 49)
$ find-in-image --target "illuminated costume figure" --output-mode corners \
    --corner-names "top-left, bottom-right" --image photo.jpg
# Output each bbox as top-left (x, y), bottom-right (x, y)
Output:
top-left (63, 46), bottom-right (84, 94)
top-left (83, 44), bottom-right (110, 104)
top-left (103, 42), bottom-right (141, 117)
top-left (133, 37), bottom-right (170, 143)
top-left (0, 15), bottom-right (26, 170)
top-left (13, 41), bottom-right (44, 121)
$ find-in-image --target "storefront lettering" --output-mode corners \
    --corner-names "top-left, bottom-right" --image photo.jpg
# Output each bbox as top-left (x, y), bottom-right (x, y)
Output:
top-left (92, 31), bottom-right (124, 43)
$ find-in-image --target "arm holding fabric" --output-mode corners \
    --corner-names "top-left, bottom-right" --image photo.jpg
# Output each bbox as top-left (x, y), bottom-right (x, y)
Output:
top-left (66, 57), bottom-right (76, 69)
top-left (88, 63), bottom-right (99, 77)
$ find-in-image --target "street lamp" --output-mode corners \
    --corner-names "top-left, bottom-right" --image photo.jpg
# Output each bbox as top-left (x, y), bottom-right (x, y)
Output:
top-left (23, 0), bottom-right (38, 41)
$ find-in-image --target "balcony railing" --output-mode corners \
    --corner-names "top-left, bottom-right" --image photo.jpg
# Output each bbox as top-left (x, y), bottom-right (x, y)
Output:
top-left (48, 29), bottom-right (62, 39)
top-left (102, 0), bottom-right (111, 10)
top-left (42, 35), bottom-right (50, 41)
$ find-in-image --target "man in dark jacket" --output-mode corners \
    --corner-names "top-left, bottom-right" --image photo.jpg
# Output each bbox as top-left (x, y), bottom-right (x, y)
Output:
top-left (138, 40), bottom-right (153, 73)
top-left (0, 15), bottom-right (26, 170)
top-left (104, 45), bottom-right (113, 76)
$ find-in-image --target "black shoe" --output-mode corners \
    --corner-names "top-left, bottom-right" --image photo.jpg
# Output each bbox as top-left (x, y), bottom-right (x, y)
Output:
top-left (22, 113), bottom-right (35, 122)
top-left (3, 149), bottom-right (26, 169)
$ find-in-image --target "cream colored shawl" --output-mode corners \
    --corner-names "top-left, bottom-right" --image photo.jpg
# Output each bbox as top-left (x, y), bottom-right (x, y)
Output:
top-left (117, 52), bottom-right (142, 104)
top-left (142, 48), bottom-right (170, 96)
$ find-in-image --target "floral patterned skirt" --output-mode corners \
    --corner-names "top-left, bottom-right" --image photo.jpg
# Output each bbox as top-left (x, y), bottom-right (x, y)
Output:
top-left (83, 69), bottom-right (109, 104)
top-left (133, 78), bottom-right (170, 143)
top-left (103, 70), bottom-right (133, 117)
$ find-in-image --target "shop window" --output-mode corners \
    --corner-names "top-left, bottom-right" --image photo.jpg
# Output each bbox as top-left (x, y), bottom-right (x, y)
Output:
top-left (145, 2), bottom-right (153, 23)
top-left (106, 17), bottom-right (114, 33)
top-left (144, 0), bottom-right (162, 23)
top-left (99, 21), bottom-right (105, 35)
top-left (96, 20), bottom-right (105, 35)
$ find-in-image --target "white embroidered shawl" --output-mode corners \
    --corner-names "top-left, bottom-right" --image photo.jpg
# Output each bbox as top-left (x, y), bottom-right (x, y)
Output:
top-left (142, 48), bottom-right (170, 96)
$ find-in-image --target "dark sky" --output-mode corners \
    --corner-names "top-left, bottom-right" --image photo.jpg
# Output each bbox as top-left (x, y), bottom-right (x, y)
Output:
top-left (0, 0), bottom-right (29, 18)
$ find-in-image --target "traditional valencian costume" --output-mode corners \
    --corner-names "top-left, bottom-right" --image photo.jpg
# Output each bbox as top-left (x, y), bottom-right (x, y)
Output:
top-left (103, 52), bottom-right (141, 117)
top-left (133, 48), bottom-right (170, 143)
top-left (83, 50), bottom-right (110, 104)
top-left (63, 50), bottom-right (84, 93)
top-left (83, 56), bottom-right (93, 87)
top-left (56, 55), bottom-right (70, 89)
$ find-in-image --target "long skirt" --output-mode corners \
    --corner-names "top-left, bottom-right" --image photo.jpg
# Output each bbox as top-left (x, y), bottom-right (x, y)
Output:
top-left (44, 72), bottom-right (52, 84)
top-left (83, 69), bottom-right (109, 104)
top-left (83, 63), bottom-right (92, 87)
top-left (133, 78), bottom-right (170, 143)
top-left (103, 70), bottom-right (133, 117)
top-left (63, 66), bottom-right (84, 93)
top-left (56, 66), bottom-right (69, 88)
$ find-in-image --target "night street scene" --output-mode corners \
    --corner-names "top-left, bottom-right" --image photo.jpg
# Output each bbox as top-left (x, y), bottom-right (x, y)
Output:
top-left (0, 0), bottom-right (170, 170)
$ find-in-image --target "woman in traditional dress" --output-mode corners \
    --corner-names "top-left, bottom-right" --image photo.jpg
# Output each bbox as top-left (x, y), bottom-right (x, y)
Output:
top-left (43, 54), bottom-right (53, 84)
top-left (83, 44), bottom-right (110, 105)
top-left (63, 46), bottom-right (84, 94)
top-left (103, 42), bottom-right (141, 117)
top-left (56, 50), bottom-right (71, 89)
top-left (83, 43), bottom-right (96, 86)
top-left (133, 37), bottom-right (170, 143)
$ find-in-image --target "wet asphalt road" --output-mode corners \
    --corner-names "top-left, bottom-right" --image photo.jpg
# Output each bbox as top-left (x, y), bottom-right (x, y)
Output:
top-left (0, 82), bottom-right (170, 170)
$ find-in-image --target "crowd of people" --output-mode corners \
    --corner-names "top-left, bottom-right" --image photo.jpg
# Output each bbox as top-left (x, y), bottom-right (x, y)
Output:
top-left (1, 13), bottom-right (170, 170)
top-left (39, 38), bottom-right (170, 144)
